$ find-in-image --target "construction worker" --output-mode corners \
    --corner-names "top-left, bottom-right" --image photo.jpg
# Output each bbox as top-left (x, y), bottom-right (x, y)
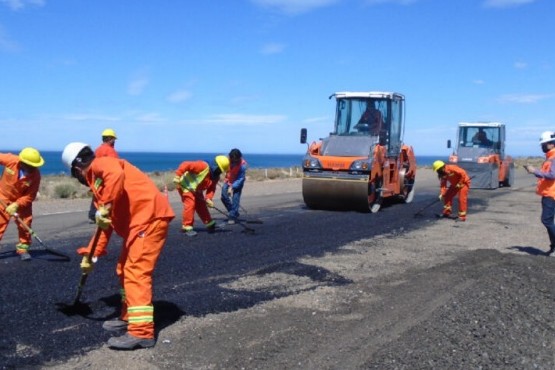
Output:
top-left (61, 142), bottom-right (175, 350)
top-left (88, 128), bottom-right (119, 223)
top-left (524, 131), bottom-right (555, 256)
top-left (355, 100), bottom-right (383, 135)
top-left (173, 155), bottom-right (230, 236)
top-left (221, 148), bottom-right (247, 224)
top-left (0, 148), bottom-right (44, 261)
top-left (432, 160), bottom-right (471, 222)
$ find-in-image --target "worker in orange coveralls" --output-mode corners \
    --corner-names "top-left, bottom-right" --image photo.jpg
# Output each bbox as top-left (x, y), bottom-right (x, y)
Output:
top-left (0, 148), bottom-right (44, 261)
top-left (88, 128), bottom-right (119, 223)
top-left (173, 155), bottom-right (230, 237)
top-left (61, 142), bottom-right (175, 350)
top-left (432, 160), bottom-right (471, 221)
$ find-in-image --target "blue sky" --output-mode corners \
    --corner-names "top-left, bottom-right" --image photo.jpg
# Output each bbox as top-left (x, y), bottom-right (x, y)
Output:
top-left (0, 0), bottom-right (553, 156)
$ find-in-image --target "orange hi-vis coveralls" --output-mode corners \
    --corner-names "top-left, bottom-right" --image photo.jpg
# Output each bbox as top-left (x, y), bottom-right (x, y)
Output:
top-left (439, 164), bottom-right (471, 220)
top-left (175, 160), bottom-right (217, 231)
top-left (95, 142), bottom-right (119, 158)
top-left (0, 153), bottom-right (41, 255)
top-left (78, 156), bottom-right (175, 340)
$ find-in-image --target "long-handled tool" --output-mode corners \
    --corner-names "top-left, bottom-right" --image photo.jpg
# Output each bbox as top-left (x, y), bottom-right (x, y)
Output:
top-left (217, 183), bottom-right (263, 224)
top-left (56, 227), bottom-right (102, 316)
top-left (413, 176), bottom-right (475, 218)
top-left (0, 199), bottom-right (71, 261)
top-left (211, 204), bottom-right (256, 234)
top-left (413, 198), bottom-right (441, 218)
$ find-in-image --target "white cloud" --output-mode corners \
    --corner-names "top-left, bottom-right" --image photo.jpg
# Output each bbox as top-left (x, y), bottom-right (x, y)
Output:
top-left (167, 90), bottom-right (192, 103)
top-left (513, 61), bottom-right (527, 69)
top-left (260, 42), bottom-right (286, 55)
top-left (251, 0), bottom-right (339, 15)
top-left (127, 75), bottom-right (149, 96)
top-left (0, 0), bottom-right (44, 11)
top-left (483, 0), bottom-right (536, 8)
top-left (473, 79), bottom-right (485, 85)
top-left (497, 93), bottom-right (553, 104)
top-left (204, 113), bottom-right (287, 126)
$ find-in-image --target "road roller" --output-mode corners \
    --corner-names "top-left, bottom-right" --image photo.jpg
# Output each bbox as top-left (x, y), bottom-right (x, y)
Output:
top-left (300, 91), bottom-right (417, 213)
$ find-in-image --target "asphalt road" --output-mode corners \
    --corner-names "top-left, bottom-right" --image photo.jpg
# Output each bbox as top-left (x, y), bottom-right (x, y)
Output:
top-left (1, 169), bottom-right (554, 369)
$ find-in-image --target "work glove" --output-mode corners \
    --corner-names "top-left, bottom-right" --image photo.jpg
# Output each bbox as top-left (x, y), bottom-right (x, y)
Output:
top-left (227, 188), bottom-right (233, 197)
top-left (206, 199), bottom-right (214, 208)
top-left (95, 206), bottom-right (112, 230)
top-left (438, 193), bottom-right (444, 201)
top-left (5, 202), bottom-right (19, 216)
top-left (456, 183), bottom-right (464, 189)
top-left (80, 255), bottom-right (95, 274)
top-left (172, 175), bottom-right (181, 185)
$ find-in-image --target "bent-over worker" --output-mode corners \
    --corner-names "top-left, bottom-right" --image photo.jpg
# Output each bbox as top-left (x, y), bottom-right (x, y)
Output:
top-left (0, 148), bottom-right (45, 261)
top-left (173, 155), bottom-right (230, 236)
top-left (62, 142), bottom-right (175, 350)
top-left (432, 160), bottom-right (471, 222)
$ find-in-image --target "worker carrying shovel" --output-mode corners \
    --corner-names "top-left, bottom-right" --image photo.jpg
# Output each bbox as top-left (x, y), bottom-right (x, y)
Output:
top-left (0, 148), bottom-right (45, 261)
top-left (62, 142), bottom-right (175, 350)
top-left (432, 160), bottom-right (471, 222)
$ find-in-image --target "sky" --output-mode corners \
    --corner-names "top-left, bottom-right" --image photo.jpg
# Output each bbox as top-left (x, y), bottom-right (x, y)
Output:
top-left (0, 0), bottom-right (553, 157)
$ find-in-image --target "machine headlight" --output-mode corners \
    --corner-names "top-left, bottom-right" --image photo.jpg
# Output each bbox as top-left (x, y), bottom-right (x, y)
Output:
top-left (477, 156), bottom-right (490, 164)
top-left (303, 158), bottom-right (321, 169)
top-left (350, 160), bottom-right (370, 171)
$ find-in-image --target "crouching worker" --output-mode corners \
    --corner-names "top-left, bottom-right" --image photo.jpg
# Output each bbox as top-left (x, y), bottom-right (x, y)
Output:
top-left (173, 155), bottom-right (230, 236)
top-left (62, 142), bottom-right (175, 350)
top-left (0, 148), bottom-right (45, 261)
top-left (432, 160), bottom-right (471, 222)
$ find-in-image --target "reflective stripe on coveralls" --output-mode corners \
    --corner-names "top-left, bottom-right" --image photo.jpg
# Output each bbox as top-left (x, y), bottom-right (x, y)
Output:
top-left (440, 164), bottom-right (470, 219)
top-left (180, 167), bottom-right (210, 192)
top-left (0, 153), bottom-right (40, 250)
top-left (83, 157), bottom-right (175, 339)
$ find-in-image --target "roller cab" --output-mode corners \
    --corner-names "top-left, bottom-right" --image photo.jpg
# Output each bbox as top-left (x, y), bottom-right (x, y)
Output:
top-left (300, 92), bottom-right (416, 212)
top-left (447, 122), bottom-right (514, 189)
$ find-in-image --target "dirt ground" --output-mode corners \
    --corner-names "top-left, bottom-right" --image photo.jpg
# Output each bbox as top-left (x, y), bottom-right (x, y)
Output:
top-left (3, 168), bottom-right (555, 369)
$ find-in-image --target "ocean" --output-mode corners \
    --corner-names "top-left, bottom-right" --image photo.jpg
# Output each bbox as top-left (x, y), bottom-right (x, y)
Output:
top-left (25, 151), bottom-right (445, 176)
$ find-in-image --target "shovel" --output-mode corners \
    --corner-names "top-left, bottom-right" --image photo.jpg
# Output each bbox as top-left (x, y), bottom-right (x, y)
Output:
top-left (0, 199), bottom-right (70, 261)
top-left (56, 227), bottom-right (102, 316)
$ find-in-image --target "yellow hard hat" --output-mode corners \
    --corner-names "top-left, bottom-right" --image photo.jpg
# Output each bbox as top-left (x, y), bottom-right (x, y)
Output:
top-left (19, 147), bottom-right (45, 167)
top-left (215, 155), bottom-right (230, 172)
top-left (101, 128), bottom-right (117, 139)
top-left (432, 160), bottom-right (445, 172)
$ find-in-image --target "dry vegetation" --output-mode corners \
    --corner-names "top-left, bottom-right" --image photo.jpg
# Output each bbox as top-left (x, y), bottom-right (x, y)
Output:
top-left (37, 157), bottom-right (543, 201)
top-left (37, 167), bottom-right (305, 200)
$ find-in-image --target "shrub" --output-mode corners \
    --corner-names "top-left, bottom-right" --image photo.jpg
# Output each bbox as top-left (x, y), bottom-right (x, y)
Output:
top-left (53, 183), bottom-right (78, 199)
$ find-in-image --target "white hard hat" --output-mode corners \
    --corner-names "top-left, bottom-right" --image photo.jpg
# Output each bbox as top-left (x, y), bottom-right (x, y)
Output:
top-left (540, 131), bottom-right (555, 145)
top-left (62, 142), bottom-right (90, 169)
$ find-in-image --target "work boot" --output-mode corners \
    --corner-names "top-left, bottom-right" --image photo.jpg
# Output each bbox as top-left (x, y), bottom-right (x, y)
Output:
top-left (19, 252), bottom-right (31, 261)
top-left (181, 226), bottom-right (197, 237)
top-left (102, 319), bottom-right (128, 332)
top-left (546, 246), bottom-right (555, 256)
top-left (107, 332), bottom-right (155, 350)
top-left (227, 218), bottom-right (236, 225)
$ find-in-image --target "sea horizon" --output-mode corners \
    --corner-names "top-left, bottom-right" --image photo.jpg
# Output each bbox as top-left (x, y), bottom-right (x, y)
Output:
top-left (2, 151), bottom-right (456, 176)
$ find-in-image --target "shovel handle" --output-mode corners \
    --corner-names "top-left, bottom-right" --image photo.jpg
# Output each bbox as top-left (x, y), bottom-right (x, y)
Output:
top-left (73, 227), bottom-right (103, 305)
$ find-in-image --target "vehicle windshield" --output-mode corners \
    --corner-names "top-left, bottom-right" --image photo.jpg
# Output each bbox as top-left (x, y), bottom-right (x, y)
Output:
top-left (459, 126), bottom-right (500, 150)
top-left (335, 98), bottom-right (389, 136)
